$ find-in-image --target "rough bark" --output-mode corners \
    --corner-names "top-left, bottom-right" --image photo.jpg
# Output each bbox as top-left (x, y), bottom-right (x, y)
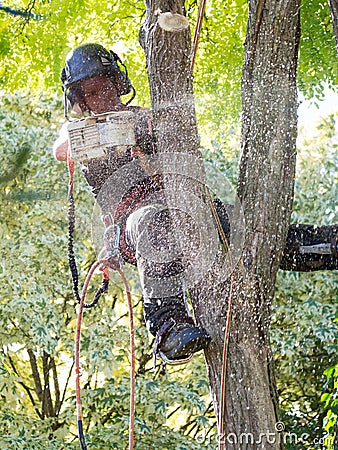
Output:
top-left (140, 0), bottom-right (300, 449)
top-left (139, 1), bottom-right (200, 158)
top-left (224, 0), bottom-right (300, 447)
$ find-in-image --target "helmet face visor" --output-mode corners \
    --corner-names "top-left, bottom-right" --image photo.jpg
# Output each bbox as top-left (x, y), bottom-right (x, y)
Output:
top-left (69, 76), bottom-right (125, 114)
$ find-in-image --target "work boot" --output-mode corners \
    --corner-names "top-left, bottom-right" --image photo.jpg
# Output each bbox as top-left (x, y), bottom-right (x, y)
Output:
top-left (158, 322), bottom-right (211, 365)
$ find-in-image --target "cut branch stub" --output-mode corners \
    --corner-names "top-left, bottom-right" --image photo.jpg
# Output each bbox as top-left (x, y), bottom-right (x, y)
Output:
top-left (157, 12), bottom-right (189, 32)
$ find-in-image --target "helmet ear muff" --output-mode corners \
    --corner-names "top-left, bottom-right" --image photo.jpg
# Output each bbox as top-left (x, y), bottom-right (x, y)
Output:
top-left (109, 51), bottom-right (133, 97)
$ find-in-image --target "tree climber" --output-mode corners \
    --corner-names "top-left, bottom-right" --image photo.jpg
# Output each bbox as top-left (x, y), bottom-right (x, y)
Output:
top-left (280, 223), bottom-right (338, 271)
top-left (53, 43), bottom-right (211, 365)
top-left (54, 43), bottom-right (338, 364)
top-left (213, 199), bottom-right (338, 272)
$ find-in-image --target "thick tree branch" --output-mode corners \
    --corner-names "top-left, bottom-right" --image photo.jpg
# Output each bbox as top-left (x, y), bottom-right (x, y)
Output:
top-left (51, 357), bottom-right (61, 416)
top-left (27, 348), bottom-right (43, 403)
top-left (222, 0), bottom-right (301, 446)
top-left (42, 351), bottom-right (54, 418)
top-left (140, 1), bottom-right (305, 448)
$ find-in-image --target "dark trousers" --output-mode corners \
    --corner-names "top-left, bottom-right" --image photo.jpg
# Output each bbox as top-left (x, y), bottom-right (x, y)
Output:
top-left (125, 204), bottom-right (195, 335)
top-left (125, 199), bottom-right (337, 335)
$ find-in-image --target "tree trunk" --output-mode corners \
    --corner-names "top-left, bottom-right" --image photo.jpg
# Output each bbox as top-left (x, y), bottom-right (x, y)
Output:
top-left (222, 1), bottom-right (300, 446)
top-left (140, 1), bottom-right (300, 449)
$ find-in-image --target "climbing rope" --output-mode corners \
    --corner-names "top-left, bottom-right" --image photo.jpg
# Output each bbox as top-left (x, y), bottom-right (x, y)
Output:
top-left (190, 0), bottom-right (207, 72)
top-left (206, 187), bottom-right (234, 450)
top-left (116, 267), bottom-right (136, 450)
top-left (74, 260), bottom-right (104, 450)
top-left (67, 151), bottom-right (136, 450)
top-left (74, 260), bottom-right (136, 450)
top-left (67, 151), bottom-right (110, 308)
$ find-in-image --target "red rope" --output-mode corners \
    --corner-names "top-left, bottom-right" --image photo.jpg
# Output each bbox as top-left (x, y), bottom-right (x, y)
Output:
top-left (74, 261), bottom-right (136, 450)
top-left (68, 145), bottom-right (136, 449)
top-left (67, 148), bottom-right (75, 196)
top-left (190, 0), bottom-right (207, 72)
top-left (206, 188), bottom-right (233, 450)
top-left (75, 260), bottom-right (102, 450)
top-left (117, 268), bottom-right (136, 450)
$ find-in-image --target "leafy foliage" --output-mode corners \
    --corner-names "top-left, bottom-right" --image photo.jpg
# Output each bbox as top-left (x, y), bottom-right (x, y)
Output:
top-left (322, 365), bottom-right (338, 449)
top-left (298, 0), bottom-right (338, 99)
top-left (0, 1), bottom-right (337, 448)
top-left (0, 92), bottom-right (216, 449)
top-left (0, 0), bottom-right (337, 133)
top-left (272, 114), bottom-right (338, 449)
top-left (0, 0), bottom-right (149, 103)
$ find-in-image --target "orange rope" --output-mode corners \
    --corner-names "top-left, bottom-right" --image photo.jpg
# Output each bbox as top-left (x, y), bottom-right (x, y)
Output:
top-left (74, 261), bottom-right (136, 450)
top-left (75, 260), bottom-right (102, 450)
top-left (68, 144), bottom-right (136, 449)
top-left (190, 0), bottom-right (207, 72)
top-left (67, 148), bottom-right (75, 196)
top-left (117, 268), bottom-right (136, 450)
top-left (206, 188), bottom-right (234, 450)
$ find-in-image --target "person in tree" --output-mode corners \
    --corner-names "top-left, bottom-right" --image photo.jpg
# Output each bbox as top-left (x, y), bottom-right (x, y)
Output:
top-left (53, 43), bottom-right (211, 365)
top-left (54, 43), bottom-right (338, 364)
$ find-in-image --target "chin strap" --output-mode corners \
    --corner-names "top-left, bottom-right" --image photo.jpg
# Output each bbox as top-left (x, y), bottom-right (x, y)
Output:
top-left (125, 86), bottom-right (136, 106)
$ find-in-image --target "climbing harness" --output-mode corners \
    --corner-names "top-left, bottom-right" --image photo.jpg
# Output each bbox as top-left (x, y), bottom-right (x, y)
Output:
top-left (67, 149), bottom-right (136, 450)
